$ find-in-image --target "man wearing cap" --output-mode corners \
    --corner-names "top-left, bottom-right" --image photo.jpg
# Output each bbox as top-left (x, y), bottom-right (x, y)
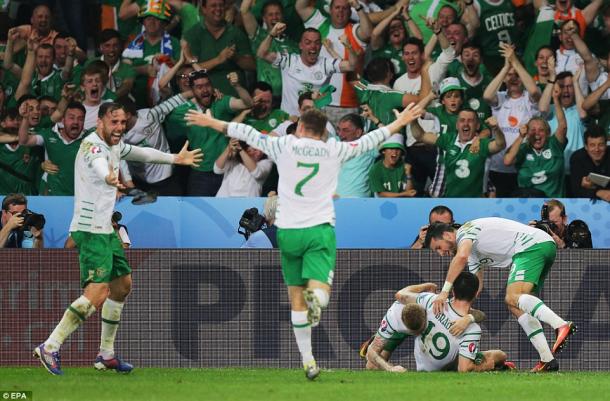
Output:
top-left (368, 133), bottom-right (417, 198)
top-left (411, 110), bottom-right (506, 197)
top-left (123, 0), bottom-right (181, 107)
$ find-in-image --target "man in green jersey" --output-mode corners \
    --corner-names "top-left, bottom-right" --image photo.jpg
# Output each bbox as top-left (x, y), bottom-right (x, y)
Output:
top-left (18, 101), bottom-right (86, 195)
top-left (34, 102), bottom-right (202, 376)
top-left (368, 134), bottom-right (417, 198)
top-left (165, 69), bottom-right (252, 196)
top-left (411, 109), bottom-right (505, 197)
top-left (242, 82), bottom-right (291, 134)
top-left (240, 0), bottom-right (298, 101)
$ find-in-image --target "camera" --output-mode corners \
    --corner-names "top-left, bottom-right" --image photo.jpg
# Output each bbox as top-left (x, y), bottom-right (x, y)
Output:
top-left (19, 209), bottom-right (46, 231)
top-left (533, 204), bottom-right (557, 235)
top-left (565, 220), bottom-right (592, 249)
top-left (238, 208), bottom-right (266, 239)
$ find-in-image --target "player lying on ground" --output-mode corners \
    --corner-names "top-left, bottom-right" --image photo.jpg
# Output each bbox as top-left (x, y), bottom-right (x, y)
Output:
top-left (185, 102), bottom-right (423, 380)
top-left (362, 273), bottom-right (512, 372)
top-left (425, 217), bottom-right (577, 372)
top-left (34, 103), bottom-right (202, 375)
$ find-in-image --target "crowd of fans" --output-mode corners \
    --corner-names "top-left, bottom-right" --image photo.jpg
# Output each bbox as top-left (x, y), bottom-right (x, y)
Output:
top-left (0, 0), bottom-right (609, 200)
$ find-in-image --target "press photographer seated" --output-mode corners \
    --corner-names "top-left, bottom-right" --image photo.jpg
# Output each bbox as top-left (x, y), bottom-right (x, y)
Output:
top-left (241, 193), bottom-right (278, 249)
top-left (0, 193), bottom-right (45, 248)
top-left (530, 199), bottom-right (592, 249)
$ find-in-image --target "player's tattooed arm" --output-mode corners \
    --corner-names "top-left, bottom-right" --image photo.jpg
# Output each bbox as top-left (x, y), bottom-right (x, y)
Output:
top-left (366, 337), bottom-right (405, 372)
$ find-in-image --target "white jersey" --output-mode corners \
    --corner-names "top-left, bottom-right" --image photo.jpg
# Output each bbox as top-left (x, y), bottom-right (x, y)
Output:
top-left (227, 123), bottom-right (392, 228)
top-left (70, 131), bottom-right (174, 234)
top-left (273, 53), bottom-right (340, 116)
top-left (457, 217), bottom-right (554, 273)
top-left (489, 91), bottom-right (538, 173)
top-left (414, 292), bottom-right (481, 372)
top-left (70, 132), bottom-right (134, 234)
top-left (376, 301), bottom-right (420, 339)
top-left (122, 94), bottom-right (188, 183)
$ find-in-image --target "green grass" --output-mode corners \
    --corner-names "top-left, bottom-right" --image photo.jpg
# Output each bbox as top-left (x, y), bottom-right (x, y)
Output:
top-left (2, 368), bottom-right (610, 401)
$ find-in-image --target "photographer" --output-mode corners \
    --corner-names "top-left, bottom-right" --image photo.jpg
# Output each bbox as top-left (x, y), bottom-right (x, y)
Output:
top-left (241, 193), bottom-right (278, 249)
top-left (0, 193), bottom-right (44, 248)
top-left (411, 205), bottom-right (455, 249)
top-left (530, 199), bottom-right (592, 249)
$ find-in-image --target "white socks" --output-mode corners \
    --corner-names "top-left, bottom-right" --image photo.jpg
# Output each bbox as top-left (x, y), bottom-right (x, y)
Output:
top-left (46, 296), bottom-right (96, 352)
top-left (312, 288), bottom-right (330, 308)
top-left (291, 310), bottom-right (314, 366)
top-left (518, 294), bottom-right (566, 329)
top-left (518, 314), bottom-right (554, 362)
top-left (99, 298), bottom-right (125, 359)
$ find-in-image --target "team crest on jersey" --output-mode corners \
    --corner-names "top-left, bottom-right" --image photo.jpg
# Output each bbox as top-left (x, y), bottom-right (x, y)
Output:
top-left (314, 72), bottom-right (323, 80)
top-left (269, 118), bottom-right (278, 128)
top-left (469, 99), bottom-right (480, 110)
top-left (542, 149), bottom-right (552, 159)
top-left (468, 342), bottom-right (476, 353)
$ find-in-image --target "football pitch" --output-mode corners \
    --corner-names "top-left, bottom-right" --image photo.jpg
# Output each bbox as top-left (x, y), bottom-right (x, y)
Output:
top-left (2, 368), bottom-right (610, 401)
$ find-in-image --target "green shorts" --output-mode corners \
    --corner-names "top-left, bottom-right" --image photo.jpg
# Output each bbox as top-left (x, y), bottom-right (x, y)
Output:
top-left (71, 231), bottom-right (131, 288)
top-left (276, 224), bottom-right (336, 287)
top-left (507, 241), bottom-right (556, 293)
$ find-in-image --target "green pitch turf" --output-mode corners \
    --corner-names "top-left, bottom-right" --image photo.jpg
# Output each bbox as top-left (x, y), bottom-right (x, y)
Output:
top-left (2, 368), bottom-right (610, 401)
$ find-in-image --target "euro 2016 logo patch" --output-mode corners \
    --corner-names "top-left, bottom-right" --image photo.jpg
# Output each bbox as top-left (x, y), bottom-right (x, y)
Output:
top-left (90, 146), bottom-right (102, 154)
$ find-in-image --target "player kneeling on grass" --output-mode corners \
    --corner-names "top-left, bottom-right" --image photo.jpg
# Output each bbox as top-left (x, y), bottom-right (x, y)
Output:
top-left (184, 102), bottom-right (423, 381)
top-left (362, 273), bottom-right (513, 372)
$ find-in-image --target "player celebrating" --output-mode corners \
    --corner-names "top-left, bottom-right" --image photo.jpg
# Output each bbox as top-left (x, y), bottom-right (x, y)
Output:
top-left (184, 103), bottom-right (423, 380)
top-left (363, 275), bottom-right (510, 372)
top-left (34, 103), bottom-right (202, 375)
top-left (425, 217), bottom-right (577, 372)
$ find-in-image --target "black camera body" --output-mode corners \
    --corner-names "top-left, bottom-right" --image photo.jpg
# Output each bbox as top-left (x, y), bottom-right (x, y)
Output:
top-left (565, 219), bottom-right (592, 249)
top-left (238, 208), bottom-right (266, 239)
top-left (533, 204), bottom-right (558, 236)
top-left (19, 209), bottom-right (46, 231)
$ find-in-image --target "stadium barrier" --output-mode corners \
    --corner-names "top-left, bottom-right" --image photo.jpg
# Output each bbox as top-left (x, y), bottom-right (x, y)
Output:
top-left (2, 249), bottom-right (609, 370)
top-left (23, 197), bottom-right (610, 248)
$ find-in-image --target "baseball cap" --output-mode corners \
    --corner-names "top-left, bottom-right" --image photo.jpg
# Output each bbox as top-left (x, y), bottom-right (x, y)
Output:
top-left (379, 133), bottom-right (406, 152)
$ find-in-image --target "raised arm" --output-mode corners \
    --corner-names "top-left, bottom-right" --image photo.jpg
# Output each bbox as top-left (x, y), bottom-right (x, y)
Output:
top-left (506, 44), bottom-right (541, 102)
top-left (483, 58), bottom-right (510, 107)
top-left (582, 0), bottom-right (604, 26)
top-left (123, 140), bottom-right (202, 166)
top-left (582, 74), bottom-right (610, 112)
top-left (431, 239), bottom-right (473, 314)
top-left (503, 125), bottom-right (527, 166)
top-left (410, 118), bottom-right (439, 146)
top-left (295, 0), bottom-right (316, 21)
top-left (371, 6), bottom-right (402, 50)
top-left (572, 67), bottom-right (588, 119)
top-left (569, 27), bottom-right (599, 84)
top-left (240, 0), bottom-right (259, 38)
top-left (60, 37), bottom-right (78, 82)
top-left (460, 0), bottom-right (480, 38)
top-left (3, 28), bottom-right (23, 77)
top-left (538, 56), bottom-right (556, 115)
top-left (15, 38), bottom-right (38, 101)
top-left (349, 0), bottom-right (372, 43)
top-left (486, 116), bottom-right (506, 155)
top-left (119, 0), bottom-right (140, 20)
top-left (227, 73), bottom-right (253, 110)
top-left (551, 84), bottom-right (567, 145)
top-left (257, 23), bottom-right (285, 64)
top-left (338, 35), bottom-right (358, 72)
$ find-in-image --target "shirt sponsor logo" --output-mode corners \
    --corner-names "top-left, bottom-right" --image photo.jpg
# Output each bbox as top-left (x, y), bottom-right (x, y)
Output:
top-left (508, 115), bottom-right (519, 127)
top-left (526, 154), bottom-right (534, 161)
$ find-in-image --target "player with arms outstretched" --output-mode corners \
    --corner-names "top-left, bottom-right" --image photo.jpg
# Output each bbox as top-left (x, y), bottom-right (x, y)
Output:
top-left (34, 103), bottom-right (202, 375)
top-left (426, 217), bottom-right (576, 372)
top-left (185, 103), bottom-right (423, 380)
